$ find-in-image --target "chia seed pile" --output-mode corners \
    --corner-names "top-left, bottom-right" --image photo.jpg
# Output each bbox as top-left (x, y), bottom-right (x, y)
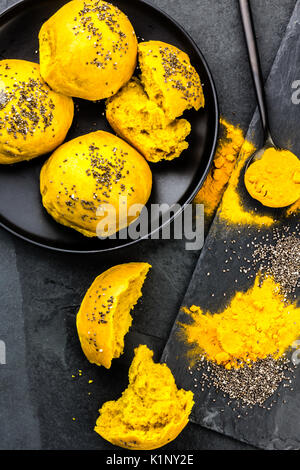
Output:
top-left (189, 355), bottom-right (296, 411)
top-left (188, 222), bottom-right (300, 410)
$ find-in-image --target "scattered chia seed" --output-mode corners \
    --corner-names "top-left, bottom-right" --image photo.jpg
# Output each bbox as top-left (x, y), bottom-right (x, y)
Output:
top-left (0, 65), bottom-right (55, 139)
top-left (155, 45), bottom-right (200, 102)
top-left (251, 228), bottom-right (300, 298)
top-left (72, 0), bottom-right (131, 71)
top-left (59, 141), bottom-right (129, 223)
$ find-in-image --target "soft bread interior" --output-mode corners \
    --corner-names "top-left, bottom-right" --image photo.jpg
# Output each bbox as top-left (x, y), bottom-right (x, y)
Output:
top-left (112, 265), bottom-right (150, 359)
top-left (106, 79), bottom-right (191, 162)
top-left (95, 345), bottom-right (194, 450)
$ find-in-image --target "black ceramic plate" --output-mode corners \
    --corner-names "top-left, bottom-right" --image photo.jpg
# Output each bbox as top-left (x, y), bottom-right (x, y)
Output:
top-left (0, 0), bottom-right (218, 253)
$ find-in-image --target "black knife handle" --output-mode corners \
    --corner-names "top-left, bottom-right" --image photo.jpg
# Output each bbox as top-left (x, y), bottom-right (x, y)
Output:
top-left (238, 0), bottom-right (272, 141)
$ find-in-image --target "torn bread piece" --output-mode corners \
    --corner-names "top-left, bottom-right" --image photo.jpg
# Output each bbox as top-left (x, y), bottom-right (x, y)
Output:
top-left (138, 40), bottom-right (204, 122)
top-left (106, 78), bottom-right (191, 162)
top-left (95, 345), bottom-right (194, 449)
top-left (76, 263), bottom-right (151, 368)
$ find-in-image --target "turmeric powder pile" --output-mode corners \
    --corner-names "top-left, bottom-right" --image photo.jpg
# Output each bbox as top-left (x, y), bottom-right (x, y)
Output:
top-left (182, 274), bottom-right (300, 370)
top-left (219, 138), bottom-right (275, 226)
top-left (194, 118), bottom-right (244, 218)
top-left (194, 119), bottom-right (276, 226)
top-left (245, 147), bottom-right (300, 208)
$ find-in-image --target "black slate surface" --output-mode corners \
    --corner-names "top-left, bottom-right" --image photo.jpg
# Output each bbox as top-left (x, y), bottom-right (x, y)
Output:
top-left (0, 0), bottom-right (297, 451)
top-left (162, 1), bottom-right (300, 451)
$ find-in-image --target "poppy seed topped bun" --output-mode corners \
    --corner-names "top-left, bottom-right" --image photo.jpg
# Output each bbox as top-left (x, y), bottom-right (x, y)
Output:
top-left (39, 0), bottom-right (138, 101)
top-left (40, 131), bottom-right (152, 237)
top-left (0, 59), bottom-right (74, 164)
top-left (138, 40), bottom-right (204, 122)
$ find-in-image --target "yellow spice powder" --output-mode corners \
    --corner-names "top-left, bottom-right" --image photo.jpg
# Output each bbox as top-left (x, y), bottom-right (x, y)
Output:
top-left (287, 198), bottom-right (300, 216)
top-left (194, 119), bottom-right (277, 226)
top-left (219, 139), bottom-right (275, 227)
top-left (181, 274), bottom-right (300, 370)
top-left (194, 118), bottom-right (244, 218)
top-left (244, 147), bottom-right (300, 208)
top-left (194, 117), bottom-right (300, 223)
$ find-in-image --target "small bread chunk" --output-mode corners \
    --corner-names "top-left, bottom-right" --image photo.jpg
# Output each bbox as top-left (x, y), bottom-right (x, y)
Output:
top-left (77, 263), bottom-right (151, 368)
top-left (95, 345), bottom-right (194, 449)
top-left (106, 78), bottom-right (191, 162)
top-left (138, 40), bottom-right (204, 122)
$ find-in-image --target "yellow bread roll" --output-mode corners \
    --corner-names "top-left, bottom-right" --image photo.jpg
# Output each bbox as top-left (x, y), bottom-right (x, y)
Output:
top-left (39, 0), bottom-right (138, 100)
top-left (106, 78), bottom-right (191, 162)
top-left (138, 40), bottom-right (204, 122)
top-left (76, 263), bottom-right (151, 368)
top-left (95, 345), bottom-right (194, 449)
top-left (0, 59), bottom-right (74, 164)
top-left (40, 130), bottom-right (152, 237)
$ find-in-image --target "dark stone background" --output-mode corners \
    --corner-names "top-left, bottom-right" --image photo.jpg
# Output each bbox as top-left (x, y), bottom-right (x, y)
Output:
top-left (0, 0), bottom-right (297, 450)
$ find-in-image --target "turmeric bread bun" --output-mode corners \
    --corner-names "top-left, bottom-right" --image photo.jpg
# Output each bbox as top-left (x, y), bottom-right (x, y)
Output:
top-left (106, 78), bottom-right (191, 162)
top-left (0, 59), bottom-right (74, 164)
top-left (77, 263), bottom-right (151, 368)
top-left (138, 40), bottom-right (204, 122)
top-left (95, 345), bottom-right (194, 449)
top-left (39, 0), bottom-right (138, 100)
top-left (40, 131), bottom-right (152, 237)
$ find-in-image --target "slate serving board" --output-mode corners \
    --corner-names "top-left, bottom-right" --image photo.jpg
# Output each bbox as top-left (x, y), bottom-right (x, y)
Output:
top-left (162, 2), bottom-right (300, 451)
